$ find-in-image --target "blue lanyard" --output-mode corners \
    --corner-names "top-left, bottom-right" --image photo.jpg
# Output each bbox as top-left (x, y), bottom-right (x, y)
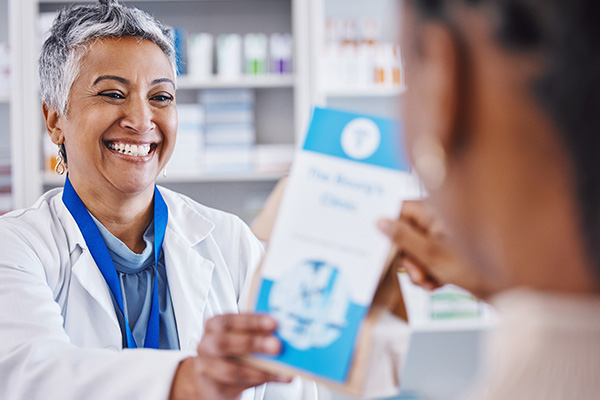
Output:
top-left (62, 176), bottom-right (168, 349)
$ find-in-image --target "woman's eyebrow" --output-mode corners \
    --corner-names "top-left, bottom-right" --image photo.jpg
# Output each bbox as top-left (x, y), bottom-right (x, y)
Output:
top-left (93, 75), bottom-right (129, 86)
top-left (151, 77), bottom-right (175, 89)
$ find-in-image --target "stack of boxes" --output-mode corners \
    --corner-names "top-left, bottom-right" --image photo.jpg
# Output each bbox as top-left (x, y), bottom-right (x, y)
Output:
top-left (169, 104), bottom-right (204, 172)
top-left (200, 89), bottom-right (256, 173)
top-left (169, 89), bottom-right (258, 174)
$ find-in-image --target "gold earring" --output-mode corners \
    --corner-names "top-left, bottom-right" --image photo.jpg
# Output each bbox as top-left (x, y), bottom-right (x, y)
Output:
top-left (55, 146), bottom-right (66, 175)
top-left (412, 136), bottom-right (446, 190)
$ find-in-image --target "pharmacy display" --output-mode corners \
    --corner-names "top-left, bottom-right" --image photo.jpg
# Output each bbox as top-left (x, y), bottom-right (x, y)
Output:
top-left (321, 17), bottom-right (403, 90)
top-left (398, 272), bottom-right (497, 329)
top-left (249, 107), bottom-right (410, 383)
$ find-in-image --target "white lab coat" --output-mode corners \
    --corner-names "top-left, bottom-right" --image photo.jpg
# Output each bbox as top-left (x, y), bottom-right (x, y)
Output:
top-left (0, 187), bottom-right (316, 400)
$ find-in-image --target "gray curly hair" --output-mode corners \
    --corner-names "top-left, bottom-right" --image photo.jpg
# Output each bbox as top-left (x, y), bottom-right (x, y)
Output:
top-left (39, 0), bottom-right (177, 117)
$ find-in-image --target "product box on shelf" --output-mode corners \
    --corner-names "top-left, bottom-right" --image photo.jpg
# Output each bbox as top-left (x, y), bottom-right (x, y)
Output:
top-left (169, 103), bottom-right (204, 172)
top-left (199, 89), bottom-right (256, 173)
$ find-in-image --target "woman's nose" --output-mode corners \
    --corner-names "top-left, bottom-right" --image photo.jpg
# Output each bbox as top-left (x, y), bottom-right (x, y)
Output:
top-left (119, 97), bottom-right (155, 134)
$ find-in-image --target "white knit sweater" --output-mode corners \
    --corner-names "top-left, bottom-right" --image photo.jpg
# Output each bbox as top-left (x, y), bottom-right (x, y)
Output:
top-left (465, 289), bottom-right (600, 400)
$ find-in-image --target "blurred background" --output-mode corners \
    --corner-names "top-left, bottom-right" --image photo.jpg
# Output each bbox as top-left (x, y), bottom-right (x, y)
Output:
top-left (3, 0), bottom-right (403, 223)
top-left (1, 1), bottom-right (492, 399)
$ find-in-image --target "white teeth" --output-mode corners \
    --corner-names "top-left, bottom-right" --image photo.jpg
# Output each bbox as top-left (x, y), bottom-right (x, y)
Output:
top-left (107, 142), bottom-right (152, 157)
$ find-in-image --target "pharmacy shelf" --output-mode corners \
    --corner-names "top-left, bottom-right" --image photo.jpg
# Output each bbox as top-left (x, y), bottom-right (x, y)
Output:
top-left (177, 75), bottom-right (295, 90)
top-left (43, 170), bottom-right (289, 186)
top-left (11, 0), bottom-right (312, 210)
top-left (321, 85), bottom-right (406, 98)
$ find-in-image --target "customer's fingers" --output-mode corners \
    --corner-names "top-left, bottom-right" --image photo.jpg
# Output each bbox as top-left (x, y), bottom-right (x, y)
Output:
top-left (401, 256), bottom-right (441, 291)
top-left (400, 200), bottom-right (437, 233)
top-left (378, 218), bottom-right (437, 266)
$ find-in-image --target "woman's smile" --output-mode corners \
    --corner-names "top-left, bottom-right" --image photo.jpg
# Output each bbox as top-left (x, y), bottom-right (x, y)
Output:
top-left (105, 140), bottom-right (158, 159)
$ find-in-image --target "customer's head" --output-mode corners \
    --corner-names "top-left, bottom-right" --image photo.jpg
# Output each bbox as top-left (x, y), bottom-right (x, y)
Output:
top-left (41, 0), bottom-right (178, 197)
top-left (402, 0), bottom-right (600, 292)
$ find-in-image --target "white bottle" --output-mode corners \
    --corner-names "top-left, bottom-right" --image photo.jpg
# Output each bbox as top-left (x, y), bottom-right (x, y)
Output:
top-left (216, 34), bottom-right (242, 77)
top-left (244, 33), bottom-right (268, 75)
top-left (269, 33), bottom-right (293, 75)
top-left (188, 33), bottom-right (213, 78)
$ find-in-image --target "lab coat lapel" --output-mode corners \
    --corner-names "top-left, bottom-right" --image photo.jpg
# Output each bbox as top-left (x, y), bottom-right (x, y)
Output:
top-left (70, 247), bottom-right (122, 336)
top-left (160, 187), bottom-right (216, 353)
top-left (59, 197), bottom-right (122, 341)
top-left (164, 234), bottom-right (215, 353)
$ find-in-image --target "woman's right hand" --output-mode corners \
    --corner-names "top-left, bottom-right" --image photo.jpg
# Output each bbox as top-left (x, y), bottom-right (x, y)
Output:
top-left (169, 313), bottom-right (291, 400)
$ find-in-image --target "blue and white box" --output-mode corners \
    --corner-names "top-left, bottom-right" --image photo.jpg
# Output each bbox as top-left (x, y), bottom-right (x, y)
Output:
top-left (251, 107), bottom-right (411, 383)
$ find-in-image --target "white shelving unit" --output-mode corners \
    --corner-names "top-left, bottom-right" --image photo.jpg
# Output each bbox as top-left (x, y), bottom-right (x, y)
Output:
top-left (9, 0), bottom-right (313, 223)
top-left (8, 0), bottom-right (401, 222)
top-left (177, 75), bottom-right (295, 90)
top-left (322, 86), bottom-right (405, 98)
top-left (0, 0), bottom-right (13, 214)
top-left (309, 0), bottom-right (404, 119)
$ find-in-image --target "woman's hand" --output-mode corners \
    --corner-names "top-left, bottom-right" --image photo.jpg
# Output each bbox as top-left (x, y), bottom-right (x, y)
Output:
top-left (378, 200), bottom-right (496, 299)
top-left (169, 314), bottom-right (291, 400)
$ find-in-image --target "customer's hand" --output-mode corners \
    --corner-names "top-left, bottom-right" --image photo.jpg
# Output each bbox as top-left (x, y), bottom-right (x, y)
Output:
top-left (378, 200), bottom-right (497, 299)
top-left (169, 314), bottom-right (291, 400)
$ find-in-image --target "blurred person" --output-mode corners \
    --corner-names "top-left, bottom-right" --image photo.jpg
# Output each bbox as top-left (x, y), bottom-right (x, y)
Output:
top-left (0, 1), bottom-right (316, 399)
top-left (378, 0), bottom-right (600, 398)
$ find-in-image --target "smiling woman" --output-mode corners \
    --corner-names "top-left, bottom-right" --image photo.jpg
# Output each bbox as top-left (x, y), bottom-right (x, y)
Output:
top-left (44, 37), bottom-right (178, 241)
top-left (0, 1), bottom-right (316, 399)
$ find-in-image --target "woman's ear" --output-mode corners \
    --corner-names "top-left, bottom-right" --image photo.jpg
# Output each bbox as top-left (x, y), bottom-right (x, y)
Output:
top-left (417, 22), bottom-right (463, 156)
top-left (42, 103), bottom-right (65, 145)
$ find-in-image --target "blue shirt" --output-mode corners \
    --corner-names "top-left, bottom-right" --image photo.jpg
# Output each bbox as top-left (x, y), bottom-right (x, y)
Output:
top-left (91, 214), bottom-right (180, 350)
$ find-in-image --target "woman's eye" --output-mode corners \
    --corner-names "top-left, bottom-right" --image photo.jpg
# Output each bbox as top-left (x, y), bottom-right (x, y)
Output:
top-left (151, 94), bottom-right (173, 102)
top-left (99, 92), bottom-right (125, 100)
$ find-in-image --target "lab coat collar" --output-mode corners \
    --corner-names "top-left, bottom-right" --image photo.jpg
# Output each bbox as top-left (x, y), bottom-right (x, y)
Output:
top-left (58, 186), bottom-right (217, 351)
top-left (157, 185), bottom-right (215, 247)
